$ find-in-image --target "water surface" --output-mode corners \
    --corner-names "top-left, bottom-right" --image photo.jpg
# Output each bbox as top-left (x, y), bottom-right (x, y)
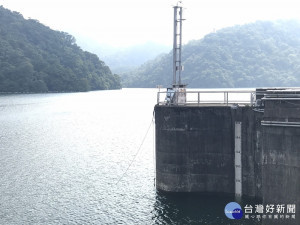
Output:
top-left (0, 89), bottom-right (260, 224)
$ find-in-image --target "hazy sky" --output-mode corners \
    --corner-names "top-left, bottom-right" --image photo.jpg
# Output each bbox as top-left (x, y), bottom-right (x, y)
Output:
top-left (1, 0), bottom-right (300, 47)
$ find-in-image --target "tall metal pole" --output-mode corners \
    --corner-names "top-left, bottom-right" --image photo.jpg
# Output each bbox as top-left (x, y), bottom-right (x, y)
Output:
top-left (172, 6), bottom-right (184, 87)
top-left (172, 6), bottom-right (178, 86)
top-left (170, 4), bottom-right (187, 105)
top-left (178, 7), bottom-right (183, 85)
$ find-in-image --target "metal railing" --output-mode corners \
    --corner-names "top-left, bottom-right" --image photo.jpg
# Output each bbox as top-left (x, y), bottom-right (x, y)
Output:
top-left (157, 90), bottom-right (256, 105)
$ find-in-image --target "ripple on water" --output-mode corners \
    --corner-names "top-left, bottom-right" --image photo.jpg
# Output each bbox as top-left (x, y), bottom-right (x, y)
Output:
top-left (0, 89), bottom-right (261, 225)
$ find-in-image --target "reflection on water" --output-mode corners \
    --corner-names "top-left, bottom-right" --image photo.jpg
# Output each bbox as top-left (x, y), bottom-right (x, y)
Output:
top-left (153, 191), bottom-right (262, 225)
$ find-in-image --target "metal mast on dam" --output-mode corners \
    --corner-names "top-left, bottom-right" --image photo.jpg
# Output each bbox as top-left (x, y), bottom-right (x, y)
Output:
top-left (166, 2), bottom-right (187, 105)
top-left (172, 4), bottom-right (184, 87)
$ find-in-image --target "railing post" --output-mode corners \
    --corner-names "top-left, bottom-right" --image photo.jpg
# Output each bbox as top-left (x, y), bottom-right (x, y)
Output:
top-left (250, 92), bottom-right (255, 106)
top-left (227, 92), bottom-right (229, 105)
top-left (198, 92), bottom-right (200, 104)
top-left (157, 92), bottom-right (160, 104)
top-left (224, 92), bottom-right (228, 105)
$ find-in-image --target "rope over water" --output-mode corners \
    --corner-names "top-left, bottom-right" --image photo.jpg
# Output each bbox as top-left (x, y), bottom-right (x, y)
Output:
top-left (114, 111), bottom-right (155, 186)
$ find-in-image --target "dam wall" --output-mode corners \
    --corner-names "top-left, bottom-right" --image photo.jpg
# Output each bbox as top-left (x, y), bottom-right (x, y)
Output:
top-left (155, 105), bottom-right (263, 197)
top-left (261, 92), bottom-right (300, 225)
top-left (155, 89), bottom-right (300, 224)
top-left (155, 106), bottom-right (234, 193)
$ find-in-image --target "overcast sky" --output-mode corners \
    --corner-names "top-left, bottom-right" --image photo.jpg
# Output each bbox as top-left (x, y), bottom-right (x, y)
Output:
top-left (1, 0), bottom-right (300, 47)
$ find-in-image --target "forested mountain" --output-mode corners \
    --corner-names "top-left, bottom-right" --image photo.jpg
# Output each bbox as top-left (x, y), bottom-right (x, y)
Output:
top-left (124, 20), bottom-right (300, 88)
top-left (0, 6), bottom-right (121, 93)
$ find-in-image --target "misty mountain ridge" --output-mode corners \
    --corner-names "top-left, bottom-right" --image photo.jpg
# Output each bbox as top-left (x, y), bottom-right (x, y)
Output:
top-left (76, 39), bottom-right (171, 74)
top-left (123, 20), bottom-right (300, 88)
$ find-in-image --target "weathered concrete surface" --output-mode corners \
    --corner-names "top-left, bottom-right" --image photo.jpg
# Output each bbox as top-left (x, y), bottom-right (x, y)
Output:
top-left (155, 105), bottom-right (234, 193)
top-left (262, 99), bottom-right (300, 225)
top-left (155, 105), bottom-right (264, 197)
top-left (233, 107), bottom-right (263, 198)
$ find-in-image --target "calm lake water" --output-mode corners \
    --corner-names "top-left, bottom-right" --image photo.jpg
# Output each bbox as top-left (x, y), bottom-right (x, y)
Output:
top-left (0, 88), bottom-right (261, 225)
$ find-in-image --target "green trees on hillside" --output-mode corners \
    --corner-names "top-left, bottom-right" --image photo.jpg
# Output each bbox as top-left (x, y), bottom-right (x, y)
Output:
top-left (0, 6), bottom-right (121, 92)
top-left (124, 20), bottom-right (300, 88)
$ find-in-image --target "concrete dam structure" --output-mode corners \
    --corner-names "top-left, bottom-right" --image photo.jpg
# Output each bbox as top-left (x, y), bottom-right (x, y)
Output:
top-left (154, 88), bottom-right (300, 224)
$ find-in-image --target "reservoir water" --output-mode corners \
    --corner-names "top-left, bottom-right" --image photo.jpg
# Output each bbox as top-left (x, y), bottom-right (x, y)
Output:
top-left (0, 89), bottom-right (260, 225)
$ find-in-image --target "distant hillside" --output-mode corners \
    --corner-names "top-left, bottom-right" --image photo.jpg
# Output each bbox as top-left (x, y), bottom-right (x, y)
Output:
top-left (77, 40), bottom-right (171, 74)
top-left (100, 43), bottom-right (171, 74)
top-left (124, 20), bottom-right (300, 88)
top-left (0, 6), bottom-right (121, 93)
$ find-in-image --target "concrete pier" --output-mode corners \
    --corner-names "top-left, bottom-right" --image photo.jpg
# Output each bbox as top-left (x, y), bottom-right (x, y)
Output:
top-left (155, 106), bottom-right (235, 193)
top-left (155, 89), bottom-right (300, 224)
top-left (155, 105), bottom-right (263, 197)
